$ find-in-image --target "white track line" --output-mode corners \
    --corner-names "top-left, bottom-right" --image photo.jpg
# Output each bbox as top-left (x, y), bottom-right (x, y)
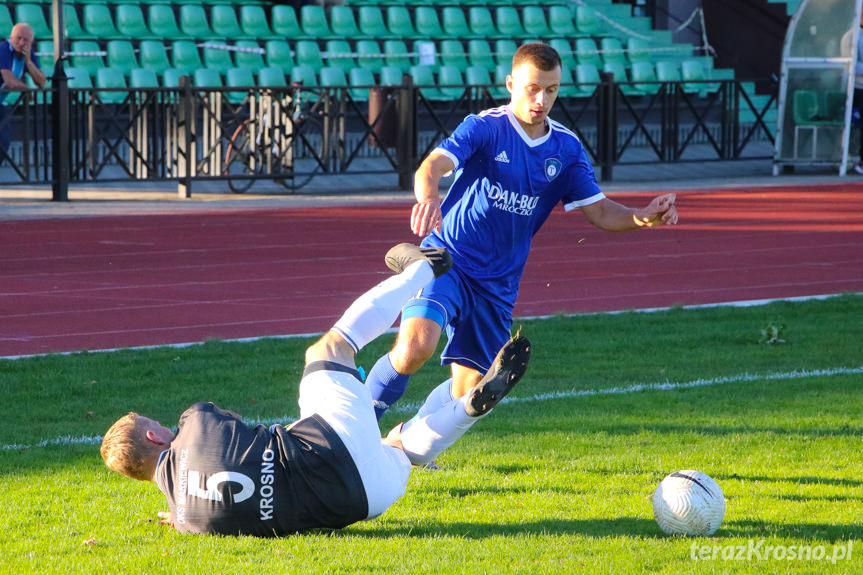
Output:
top-left (0, 293), bottom-right (855, 361)
top-left (4, 364), bottom-right (861, 452)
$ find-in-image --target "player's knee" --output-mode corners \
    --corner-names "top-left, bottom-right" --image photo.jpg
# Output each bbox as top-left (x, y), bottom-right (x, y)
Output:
top-left (391, 334), bottom-right (436, 372)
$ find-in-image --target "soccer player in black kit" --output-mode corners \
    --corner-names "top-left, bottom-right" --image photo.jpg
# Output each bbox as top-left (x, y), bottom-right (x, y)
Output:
top-left (100, 244), bottom-right (530, 537)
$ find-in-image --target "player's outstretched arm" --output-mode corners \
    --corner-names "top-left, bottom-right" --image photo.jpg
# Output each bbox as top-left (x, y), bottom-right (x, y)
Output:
top-left (412, 152), bottom-right (455, 237)
top-left (582, 192), bottom-right (678, 231)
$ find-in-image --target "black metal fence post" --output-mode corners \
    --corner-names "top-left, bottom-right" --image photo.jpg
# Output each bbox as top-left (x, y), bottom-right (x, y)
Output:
top-left (597, 71), bottom-right (617, 181)
top-left (176, 76), bottom-right (195, 198)
top-left (396, 74), bottom-right (416, 191)
top-left (51, 0), bottom-right (68, 201)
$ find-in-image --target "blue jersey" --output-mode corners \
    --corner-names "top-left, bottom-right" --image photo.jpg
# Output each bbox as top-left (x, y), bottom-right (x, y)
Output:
top-left (424, 104), bottom-right (604, 308)
top-left (0, 40), bottom-right (40, 104)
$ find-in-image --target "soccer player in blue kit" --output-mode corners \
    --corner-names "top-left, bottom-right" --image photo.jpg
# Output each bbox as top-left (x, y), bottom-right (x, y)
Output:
top-left (365, 42), bottom-right (679, 421)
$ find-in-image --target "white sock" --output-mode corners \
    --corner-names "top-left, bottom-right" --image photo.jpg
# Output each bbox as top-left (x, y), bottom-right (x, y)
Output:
top-left (413, 378), bottom-right (453, 419)
top-left (400, 392), bottom-right (487, 466)
top-left (332, 261), bottom-right (433, 353)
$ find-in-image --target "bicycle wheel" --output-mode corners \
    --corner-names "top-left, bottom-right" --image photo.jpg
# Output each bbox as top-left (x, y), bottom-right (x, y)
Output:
top-left (223, 120), bottom-right (263, 194)
top-left (291, 114), bottom-right (325, 190)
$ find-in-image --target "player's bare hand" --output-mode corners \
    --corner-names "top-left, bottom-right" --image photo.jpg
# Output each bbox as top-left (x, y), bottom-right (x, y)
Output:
top-left (411, 200), bottom-right (442, 237)
top-left (634, 193), bottom-right (678, 227)
top-left (157, 511), bottom-right (174, 528)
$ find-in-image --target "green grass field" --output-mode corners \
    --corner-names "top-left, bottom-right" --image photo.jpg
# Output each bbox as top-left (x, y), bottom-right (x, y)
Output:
top-left (2, 295), bottom-right (862, 574)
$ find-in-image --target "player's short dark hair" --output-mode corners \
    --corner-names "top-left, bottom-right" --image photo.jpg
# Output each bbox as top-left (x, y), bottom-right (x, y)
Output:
top-left (512, 42), bottom-right (562, 73)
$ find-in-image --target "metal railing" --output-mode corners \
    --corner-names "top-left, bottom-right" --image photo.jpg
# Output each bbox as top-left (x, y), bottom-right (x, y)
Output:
top-left (0, 74), bottom-right (776, 195)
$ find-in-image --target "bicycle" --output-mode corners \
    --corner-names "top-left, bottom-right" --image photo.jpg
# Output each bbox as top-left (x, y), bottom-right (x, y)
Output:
top-left (222, 84), bottom-right (325, 194)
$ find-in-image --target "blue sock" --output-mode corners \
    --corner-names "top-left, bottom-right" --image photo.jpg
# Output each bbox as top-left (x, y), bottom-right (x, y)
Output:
top-left (366, 353), bottom-right (411, 420)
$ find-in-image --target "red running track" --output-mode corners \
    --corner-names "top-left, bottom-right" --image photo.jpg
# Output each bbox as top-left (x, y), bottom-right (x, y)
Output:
top-left (1, 186), bottom-right (862, 357)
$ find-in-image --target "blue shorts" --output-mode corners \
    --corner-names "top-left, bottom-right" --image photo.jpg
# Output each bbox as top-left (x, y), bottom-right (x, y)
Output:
top-left (401, 267), bottom-right (512, 373)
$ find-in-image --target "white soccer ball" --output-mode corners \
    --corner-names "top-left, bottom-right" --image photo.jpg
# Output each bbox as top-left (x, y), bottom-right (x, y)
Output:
top-left (652, 470), bottom-right (725, 536)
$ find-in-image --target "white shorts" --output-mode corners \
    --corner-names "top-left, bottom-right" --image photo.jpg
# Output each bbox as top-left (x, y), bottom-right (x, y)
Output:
top-left (298, 365), bottom-right (411, 519)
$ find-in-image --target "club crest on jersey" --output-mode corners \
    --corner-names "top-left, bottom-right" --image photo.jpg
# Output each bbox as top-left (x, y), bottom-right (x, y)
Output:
top-left (544, 158), bottom-right (562, 182)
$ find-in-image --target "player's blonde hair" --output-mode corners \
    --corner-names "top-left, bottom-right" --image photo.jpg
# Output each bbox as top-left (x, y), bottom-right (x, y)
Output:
top-left (100, 412), bottom-right (153, 481)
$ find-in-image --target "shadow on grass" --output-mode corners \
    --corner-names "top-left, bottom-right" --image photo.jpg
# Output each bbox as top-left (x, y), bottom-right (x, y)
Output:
top-left (345, 517), bottom-right (863, 542)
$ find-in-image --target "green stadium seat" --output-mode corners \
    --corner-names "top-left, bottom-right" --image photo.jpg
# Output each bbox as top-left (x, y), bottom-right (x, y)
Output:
top-left (356, 39), bottom-right (384, 74)
top-left (549, 6), bottom-right (578, 38)
top-left (468, 7), bottom-right (500, 39)
top-left (414, 7), bottom-right (446, 38)
top-left (558, 65), bottom-right (579, 98)
top-left (290, 64), bottom-right (318, 88)
top-left (106, 40), bottom-right (139, 77)
top-left (626, 37), bottom-right (651, 64)
top-left (495, 39), bottom-right (516, 68)
top-left (468, 39), bottom-right (495, 72)
top-left (383, 39), bottom-right (411, 73)
top-left (326, 40), bottom-right (355, 74)
top-left (495, 7), bottom-right (525, 39)
top-left (66, 67), bottom-right (93, 90)
top-left (631, 60), bottom-right (659, 94)
top-left (603, 60), bottom-right (626, 82)
top-left (64, 5), bottom-right (96, 40)
top-left (95, 67), bottom-right (128, 104)
top-left (36, 41), bottom-right (54, 71)
top-left (410, 64), bottom-right (445, 100)
top-left (465, 64), bottom-right (490, 87)
top-left (330, 5), bottom-right (363, 38)
top-left (271, 5), bottom-right (306, 39)
top-left (130, 67), bottom-right (159, 89)
top-left (379, 65), bottom-right (403, 87)
top-left (211, 5), bottom-right (247, 40)
top-left (226, 67), bottom-right (255, 103)
top-left (82, 4), bottom-right (122, 39)
top-left (203, 45), bottom-right (235, 76)
top-left (681, 58), bottom-right (708, 96)
top-left (442, 7), bottom-right (472, 38)
top-left (16, 4), bottom-right (52, 39)
top-left (258, 66), bottom-right (288, 87)
top-left (440, 40), bottom-right (468, 73)
top-left (656, 60), bottom-right (681, 87)
top-left (70, 40), bottom-right (105, 78)
top-left (234, 40), bottom-right (265, 71)
top-left (348, 66), bottom-right (373, 102)
top-left (600, 37), bottom-right (628, 68)
top-left (575, 38), bottom-right (602, 68)
top-left (139, 41), bottom-right (172, 78)
top-left (358, 6), bottom-right (393, 39)
top-left (494, 63), bottom-right (508, 91)
top-left (550, 39), bottom-right (576, 71)
top-left (179, 5), bottom-right (214, 39)
top-left (437, 64), bottom-right (464, 100)
top-left (114, 4), bottom-right (154, 39)
top-left (172, 40), bottom-right (204, 75)
top-left (147, 5), bottom-right (186, 39)
top-left (300, 5), bottom-right (333, 38)
top-left (320, 65), bottom-right (348, 89)
top-left (162, 68), bottom-right (186, 88)
top-left (575, 62), bottom-right (600, 96)
top-left (522, 6), bottom-right (552, 38)
top-left (575, 6), bottom-right (603, 36)
top-left (0, 6), bottom-right (13, 39)
top-left (239, 5), bottom-right (278, 40)
top-left (265, 40), bottom-right (295, 73)
top-left (386, 6), bottom-right (420, 39)
top-left (296, 40), bottom-right (325, 72)
top-left (193, 67), bottom-right (222, 87)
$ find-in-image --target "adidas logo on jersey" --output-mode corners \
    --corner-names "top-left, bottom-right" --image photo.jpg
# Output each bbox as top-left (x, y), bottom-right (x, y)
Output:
top-left (494, 150), bottom-right (510, 163)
